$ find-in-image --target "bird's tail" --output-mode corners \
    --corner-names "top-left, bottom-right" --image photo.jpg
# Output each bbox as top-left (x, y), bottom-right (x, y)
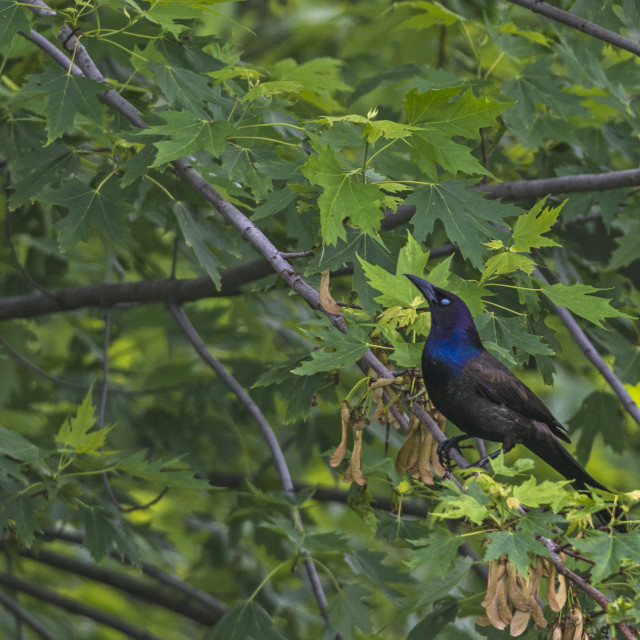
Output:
top-left (531, 437), bottom-right (608, 492)
top-left (526, 433), bottom-right (624, 529)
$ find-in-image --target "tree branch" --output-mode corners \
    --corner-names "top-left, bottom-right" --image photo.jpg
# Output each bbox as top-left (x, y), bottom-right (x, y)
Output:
top-left (0, 264), bottom-right (253, 321)
top-left (474, 169), bottom-right (640, 199)
top-left (168, 305), bottom-right (337, 634)
top-left (531, 263), bottom-right (640, 428)
top-left (0, 573), bottom-right (163, 640)
top-left (505, 0), bottom-right (640, 58)
top-left (536, 536), bottom-right (637, 640)
top-left (0, 546), bottom-right (222, 626)
top-left (0, 589), bottom-right (56, 640)
top-left (20, 11), bottom-right (458, 467)
top-left (38, 529), bottom-right (228, 617)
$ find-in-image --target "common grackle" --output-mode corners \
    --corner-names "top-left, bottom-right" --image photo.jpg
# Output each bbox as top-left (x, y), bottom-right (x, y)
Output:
top-left (405, 274), bottom-right (608, 493)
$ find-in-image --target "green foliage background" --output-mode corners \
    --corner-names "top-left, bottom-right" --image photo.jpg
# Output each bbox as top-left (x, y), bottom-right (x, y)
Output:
top-left (1, 0), bottom-right (640, 638)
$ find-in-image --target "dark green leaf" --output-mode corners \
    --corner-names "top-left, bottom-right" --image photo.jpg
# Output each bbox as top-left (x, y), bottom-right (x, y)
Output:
top-left (407, 597), bottom-right (459, 640)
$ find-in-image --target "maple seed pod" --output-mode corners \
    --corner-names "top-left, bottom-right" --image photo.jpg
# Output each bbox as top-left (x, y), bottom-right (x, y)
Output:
top-left (395, 415), bottom-right (420, 476)
top-left (370, 377), bottom-right (397, 389)
top-left (417, 426), bottom-right (435, 485)
top-left (561, 606), bottom-right (583, 640)
top-left (480, 557), bottom-right (511, 630)
top-left (548, 623), bottom-right (562, 640)
top-left (506, 562), bottom-right (531, 613)
top-left (319, 269), bottom-right (341, 315)
top-left (544, 560), bottom-right (567, 612)
top-left (330, 402), bottom-right (351, 468)
top-left (510, 609), bottom-right (532, 637)
top-left (350, 424), bottom-right (366, 485)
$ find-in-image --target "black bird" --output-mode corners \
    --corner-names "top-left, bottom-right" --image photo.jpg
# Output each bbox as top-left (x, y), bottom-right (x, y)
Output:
top-left (405, 274), bottom-right (607, 493)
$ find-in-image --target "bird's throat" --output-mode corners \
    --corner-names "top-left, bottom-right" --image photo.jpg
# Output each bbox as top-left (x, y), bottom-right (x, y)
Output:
top-left (423, 330), bottom-right (484, 381)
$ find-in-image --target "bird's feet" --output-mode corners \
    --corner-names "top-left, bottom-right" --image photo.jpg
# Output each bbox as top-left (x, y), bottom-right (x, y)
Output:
top-left (474, 447), bottom-right (503, 470)
top-left (437, 435), bottom-right (472, 468)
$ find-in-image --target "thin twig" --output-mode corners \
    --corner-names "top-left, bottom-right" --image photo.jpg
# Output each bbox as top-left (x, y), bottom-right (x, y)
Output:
top-left (5, 208), bottom-right (59, 299)
top-left (280, 251), bottom-right (315, 259)
top-left (38, 528), bottom-right (228, 616)
top-left (170, 236), bottom-right (180, 279)
top-left (0, 590), bottom-right (56, 640)
top-left (168, 305), bottom-right (338, 634)
top-left (0, 335), bottom-right (192, 395)
top-left (0, 546), bottom-right (222, 626)
top-left (0, 573), bottom-right (163, 640)
top-left (531, 262), bottom-right (640, 428)
top-left (536, 535), bottom-right (638, 640)
top-left (505, 0), bottom-right (640, 58)
top-left (98, 310), bottom-right (110, 431)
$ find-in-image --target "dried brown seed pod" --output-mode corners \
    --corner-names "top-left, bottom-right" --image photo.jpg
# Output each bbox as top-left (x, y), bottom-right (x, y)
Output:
top-left (330, 402), bottom-right (351, 468)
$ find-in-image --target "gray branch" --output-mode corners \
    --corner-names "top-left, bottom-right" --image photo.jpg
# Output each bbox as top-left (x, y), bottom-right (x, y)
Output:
top-left (532, 265), bottom-right (640, 428)
top-left (506, 0), bottom-right (640, 57)
top-left (0, 573), bottom-right (163, 640)
top-left (3, 546), bottom-right (223, 626)
top-left (0, 590), bottom-right (56, 640)
top-left (168, 306), bottom-right (337, 632)
top-left (536, 535), bottom-right (637, 640)
top-left (474, 169), bottom-right (640, 199)
top-left (0, 261), bottom-right (263, 321)
top-left (38, 529), bottom-right (228, 617)
top-left (21, 2), bottom-right (471, 468)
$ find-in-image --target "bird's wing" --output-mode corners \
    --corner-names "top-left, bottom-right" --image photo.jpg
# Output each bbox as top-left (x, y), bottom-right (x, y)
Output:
top-left (467, 353), bottom-right (571, 443)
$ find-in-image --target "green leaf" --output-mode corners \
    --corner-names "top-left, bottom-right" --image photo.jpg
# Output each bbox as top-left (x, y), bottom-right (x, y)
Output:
top-left (22, 66), bottom-right (106, 143)
top-left (0, 424), bottom-right (40, 462)
top-left (44, 178), bottom-right (130, 250)
top-left (173, 201), bottom-right (223, 287)
top-left (572, 531), bottom-right (640, 583)
top-left (117, 452), bottom-right (211, 489)
top-left (414, 557), bottom-right (473, 609)
top-left (0, 494), bottom-right (43, 545)
top-left (503, 57), bottom-right (588, 147)
top-left (81, 502), bottom-right (142, 565)
top-left (252, 189), bottom-right (297, 221)
top-left (481, 251), bottom-right (535, 282)
top-left (405, 181), bottom-right (519, 269)
top-left (403, 87), bottom-right (508, 179)
top-left (220, 146), bottom-right (274, 197)
top-left (512, 477), bottom-right (569, 509)
top-left (358, 231), bottom-right (429, 307)
top-left (407, 597), bottom-right (459, 640)
top-left (328, 585), bottom-right (372, 639)
top-left (397, 1), bottom-right (461, 30)
top-left (270, 57), bottom-right (351, 111)
top-left (0, 0), bottom-right (30, 52)
top-left (539, 282), bottom-right (630, 328)
top-left (55, 387), bottom-right (112, 454)
top-left (511, 199), bottom-right (563, 253)
top-left (148, 62), bottom-right (213, 117)
top-left (433, 479), bottom-right (491, 524)
top-left (408, 529), bottom-right (464, 576)
top-left (568, 391), bottom-right (625, 465)
top-left (138, 111), bottom-right (232, 166)
top-left (492, 315), bottom-right (554, 363)
top-left (293, 322), bottom-right (368, 375)
top-left (205, 600), bottom-right (284, 640)
top-left (9, 144), bottom-right (79, 209)
top-left (301, 146), bottom-right (384, 245)
top-left (484, 530), bottom-right (536, 576)
top-left (346, 549), bottom-right (412, 600)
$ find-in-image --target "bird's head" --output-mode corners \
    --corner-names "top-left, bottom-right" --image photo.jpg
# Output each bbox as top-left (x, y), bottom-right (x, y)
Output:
top-left (404, 275), bottom-right (479, 339)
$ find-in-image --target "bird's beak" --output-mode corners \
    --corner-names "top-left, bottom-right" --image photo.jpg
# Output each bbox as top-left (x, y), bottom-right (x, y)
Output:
top-left (404, 274), bottom-right (438, 306)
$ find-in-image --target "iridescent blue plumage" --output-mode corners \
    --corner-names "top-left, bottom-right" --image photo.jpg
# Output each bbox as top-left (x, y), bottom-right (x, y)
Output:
top-left (405, 274), bottom-right (607, 493)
